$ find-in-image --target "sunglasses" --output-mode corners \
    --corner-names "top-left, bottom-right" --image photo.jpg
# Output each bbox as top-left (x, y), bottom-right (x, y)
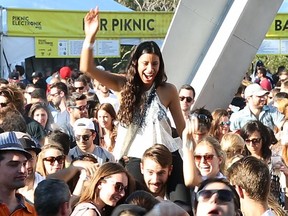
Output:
top-left (75, 86), bottom-right (85, 91)
top-left (220, 121), bottom-right (231, 126)
top-left (194, 154), bottom-right (214, 162)
top-left (104, 178), bottom-right (128, 193)
top-left (179, 96), bottom-right (193, 103)
top-left (0, 102), bottom-right (9, 108)
top-left (75, 134), bottom-right (91, 141)
top-left (43, 155), bottom-right (65, 165)
top-left (190, 113), bottom-right (211, 123)
top-left (70, 104), bottom-right (89, 111)
top-left (245, 138), bottom-right (262, 145)
top-left (196, 189), bottom-right (233, 203)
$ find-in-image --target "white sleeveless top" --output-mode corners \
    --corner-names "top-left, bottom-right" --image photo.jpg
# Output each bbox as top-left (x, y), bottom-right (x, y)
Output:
top-left (113, 93), bottom-right (180, 160)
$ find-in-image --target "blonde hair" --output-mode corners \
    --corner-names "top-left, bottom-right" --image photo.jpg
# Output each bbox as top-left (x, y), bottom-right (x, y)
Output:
top-left (220, 133), bottom-right (245, 160)
top-left (197, 136), bottom-right (226, 173)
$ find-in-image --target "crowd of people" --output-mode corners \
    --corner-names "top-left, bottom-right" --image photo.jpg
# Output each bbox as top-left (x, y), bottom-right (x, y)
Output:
top-left (1, 6), bottom-right (288, 216)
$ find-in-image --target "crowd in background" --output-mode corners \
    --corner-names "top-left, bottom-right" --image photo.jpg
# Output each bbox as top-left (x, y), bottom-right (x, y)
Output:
top-left (2, 7), bottom-right (288, 216)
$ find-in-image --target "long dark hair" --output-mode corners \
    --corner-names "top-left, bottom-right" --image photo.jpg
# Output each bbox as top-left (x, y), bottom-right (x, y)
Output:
top-left (118, 41), bottom-right (167, 126)
top-left (239, 120), bottom-right (272, 160)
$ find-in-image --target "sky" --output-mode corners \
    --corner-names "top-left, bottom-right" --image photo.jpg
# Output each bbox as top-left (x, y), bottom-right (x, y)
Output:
top-left (278, 0), bottom-right (288, 13)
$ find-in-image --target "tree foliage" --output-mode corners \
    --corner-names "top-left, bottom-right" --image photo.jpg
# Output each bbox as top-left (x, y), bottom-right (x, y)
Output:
top-left (115, 0), bottom-right (179, 11)
top-left (252, 55), bottom-right (288, 74)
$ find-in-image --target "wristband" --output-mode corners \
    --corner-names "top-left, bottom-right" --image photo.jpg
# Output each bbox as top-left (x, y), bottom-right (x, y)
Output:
top-left (83, 42), bottom-right (94, 50)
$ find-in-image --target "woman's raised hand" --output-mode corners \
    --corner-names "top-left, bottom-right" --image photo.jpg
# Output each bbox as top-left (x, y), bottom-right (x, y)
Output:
top-left (84, 7), bottom-right (100, 39)
top-left (182, 115), bottom-right (198, 150)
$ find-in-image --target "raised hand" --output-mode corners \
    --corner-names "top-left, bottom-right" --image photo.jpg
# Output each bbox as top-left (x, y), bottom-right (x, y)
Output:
top-left (182, 115), bottom-right (198, 150)
top-left (84, 7), bottom-right (100, 39)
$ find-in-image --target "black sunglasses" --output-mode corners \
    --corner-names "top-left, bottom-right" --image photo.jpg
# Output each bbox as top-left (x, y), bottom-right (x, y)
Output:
top-left (43, 155), bottom-right (65, 165)
top-left (191, 113), bottom-right (211, 123)
top-left (245, 138), bottom-right (261, 145)
top-left (75, 134), bottom-right (91, 141)
top-left (196, 189), bottom-right (233, 203)
top-left (75, 86), bottom-right (85, 91)
top-left (70, 104), bottom-right (89, 111)
top-left (179, 96), bottom-right (193, 103)
top-left (104, 178), bottom-right (128, 193)
top-left (219, 121), bottom-right (231, 126)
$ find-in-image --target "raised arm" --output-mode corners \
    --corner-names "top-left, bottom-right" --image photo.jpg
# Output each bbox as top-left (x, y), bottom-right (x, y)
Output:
top-left (80, 7), bottom-right (126, 92)
top-left (182, 118), bottom-right (202, 187)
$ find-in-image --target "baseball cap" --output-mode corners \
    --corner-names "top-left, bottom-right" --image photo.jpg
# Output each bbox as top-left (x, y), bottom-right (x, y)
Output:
top-left (59, 66), bottom-right (72, 79)
top-left (31, 71), bottom-right (43, 78)
top-left (15, 132), bottom-right (41, 155)
top-left (244, 83), bottom-right (268, 99)
top-left (73, 118), bottom-right (95, 131)
top-left (8, 71), bottom-right (19, 80)
top-left (0, 131), bottom-right (32, 159)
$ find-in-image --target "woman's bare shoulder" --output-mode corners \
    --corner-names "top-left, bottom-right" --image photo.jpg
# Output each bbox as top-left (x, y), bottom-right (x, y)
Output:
top-left (157, 82), bottom-right (178, 95)
top-left (157, 83), bottom-right (178, 106)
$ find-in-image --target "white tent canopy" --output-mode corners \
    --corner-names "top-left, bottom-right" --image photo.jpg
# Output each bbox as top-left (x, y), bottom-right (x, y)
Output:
top-left (0, 0), bottom-right (132, 76)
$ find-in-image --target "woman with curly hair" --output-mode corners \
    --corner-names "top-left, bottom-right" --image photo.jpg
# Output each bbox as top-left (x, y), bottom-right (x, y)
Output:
top-left (80, 7), bottom-right (188, 206)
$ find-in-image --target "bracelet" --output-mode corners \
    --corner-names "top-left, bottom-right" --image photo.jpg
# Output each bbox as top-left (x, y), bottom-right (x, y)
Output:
top-left (83, 42), bottom-right (94, 50)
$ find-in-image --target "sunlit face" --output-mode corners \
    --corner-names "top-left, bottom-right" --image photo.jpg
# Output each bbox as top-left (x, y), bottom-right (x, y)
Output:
top-left (50, 87), bottom-right (62, 108)
top-left (69, 99), bottom-right (88, 121)
top-left (244, 130), bottom-right (262, 158)
top-left (218, 116), bottom-right (230, 135)
top-left (279, 74), bottom-right (288, 83)
top-left (194, 143), bottom-right (221, 178)
top-left (280, 85), bottom-right (288, 94)
top-left (98, 83), bottom-right (109, 95)
top-left (179, 89), bottom-right (194, 113)
top-left (98, 173), bottom-right (128, 207)
top-left (97, 109), bottom-right (113, 130)
top-left (43, 148), bottom-right (65, 175)
top-left (74, 81), bottom-right (86, 94)
top-left (33, 108), bottom-right (48, 128)
top-left (141, 158), bottom-right (172, 197)
top-left (74, 128), bottom-right (95, 153)
top-left (0, 152), bottom-right (28, 190)
top-left (137, 53), bottom-right (160, 90)
top-left (196, 182), bottom-right (236, 216)
top-left (247, 95), bottom-right (267, 109)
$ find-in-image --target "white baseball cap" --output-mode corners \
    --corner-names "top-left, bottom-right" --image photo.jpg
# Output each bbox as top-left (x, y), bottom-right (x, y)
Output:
top-left (244, 83), bottom-right (268, 99)
top-left (73, 118), bottom-right (95, 131)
